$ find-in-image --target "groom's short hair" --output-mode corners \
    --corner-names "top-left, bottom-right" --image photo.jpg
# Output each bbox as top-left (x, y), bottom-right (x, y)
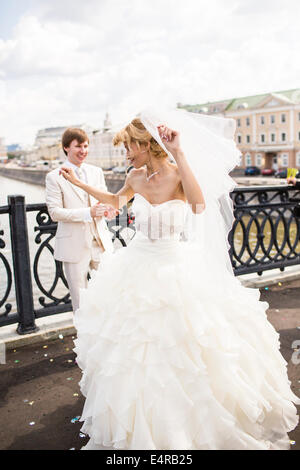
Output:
top-left (62, 128), bottom-right (89, 155)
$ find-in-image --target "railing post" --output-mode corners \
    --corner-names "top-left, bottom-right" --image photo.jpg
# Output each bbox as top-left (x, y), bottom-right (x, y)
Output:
top-left (8, 195), bottom-right (39, 335)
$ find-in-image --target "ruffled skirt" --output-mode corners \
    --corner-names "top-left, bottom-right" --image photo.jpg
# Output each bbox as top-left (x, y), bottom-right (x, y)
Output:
top-left (73, 235), bottom-right (299, 450)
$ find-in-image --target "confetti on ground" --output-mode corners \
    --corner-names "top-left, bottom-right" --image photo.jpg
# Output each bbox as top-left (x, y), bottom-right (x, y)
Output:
top-left (23, 399), bottom-right (29, 403)
top-left (13, 349), bottom-right (17, 353)
top-left (278, 282), bottom-right (282, 286)
top-left (65, 348), bottom-right (70, 351)
top-left (14, 360), bottom-right (20, 363)
top-left (43, 346), bottom-right (48, 349)
top-left (67, 377), bottom-right (73, 381)
top-left (79, 433), bottom-right (86, 438)
top-left (44, 354), bottom-right (48, 357)
top-left (264, 287), bottom-right (269, 291)
top-left (29, 422), bottom-right (35, 426)
top-left (58, 334), bottom-right (64, 340)
top-left (73, 393), bottom-right (79, 397)
top-left (290, 440), bottom-right (296, 445)
top-left (69, 448), bottom-right (75, 450)
top-left (49, 359), bottom-right (54, 362)
top-left (29, 401), bottom-right (34, 406)
top-left (71, 416), bottom-right (80, 424)
top-left (67, 360), bottom-right (73, 363)
top-left (275, 309), bottom-right (280, 312)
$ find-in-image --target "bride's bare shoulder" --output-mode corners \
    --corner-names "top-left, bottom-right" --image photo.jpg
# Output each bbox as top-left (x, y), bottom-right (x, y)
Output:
top-left (126, 167), bottom-right (146, 181)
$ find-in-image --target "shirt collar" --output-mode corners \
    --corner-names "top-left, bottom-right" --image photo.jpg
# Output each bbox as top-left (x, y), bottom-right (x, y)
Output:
top-left (64, 159), bottom-right (87, 173)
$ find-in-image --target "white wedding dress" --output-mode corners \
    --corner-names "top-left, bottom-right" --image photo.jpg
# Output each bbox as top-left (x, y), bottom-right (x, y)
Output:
top-left (73, 193), bottom-right (299, 450)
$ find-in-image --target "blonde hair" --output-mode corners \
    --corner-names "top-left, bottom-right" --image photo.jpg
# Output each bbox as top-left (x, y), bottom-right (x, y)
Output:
top-left (113, 118), bottom-right (168, 159)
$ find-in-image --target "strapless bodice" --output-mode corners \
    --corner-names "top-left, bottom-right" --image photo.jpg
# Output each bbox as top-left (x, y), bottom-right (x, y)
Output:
top-left (131, 193), bottom-right (187, 241)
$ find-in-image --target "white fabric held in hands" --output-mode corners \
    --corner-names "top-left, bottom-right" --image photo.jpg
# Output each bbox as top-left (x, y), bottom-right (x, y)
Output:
top-left (139, 108), bottom-right (241, 277)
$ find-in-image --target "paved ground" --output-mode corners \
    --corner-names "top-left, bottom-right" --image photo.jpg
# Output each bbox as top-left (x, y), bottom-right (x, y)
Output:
top-left (0, 278), bottom-right (299, 451)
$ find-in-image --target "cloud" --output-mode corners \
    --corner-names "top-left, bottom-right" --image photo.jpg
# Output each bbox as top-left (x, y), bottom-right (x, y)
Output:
top-left (0, 0), bottom-right (299, 144)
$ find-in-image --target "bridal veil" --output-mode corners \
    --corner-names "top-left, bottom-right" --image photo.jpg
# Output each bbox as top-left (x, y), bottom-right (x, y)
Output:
top-left (139, 107), bottom-right (241, 277)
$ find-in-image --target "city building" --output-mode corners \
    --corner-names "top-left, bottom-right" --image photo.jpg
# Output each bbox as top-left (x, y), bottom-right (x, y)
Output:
top-left (0, 137), bottom-right (8, 163)
top-left (34, 124), bottom-right (93, 147)
top-left (178, 88), bottom-right (300, 171)
top-left (88, 113), bottom-right (126, 169)
top-left (24, 142), bottom-right (64, 166)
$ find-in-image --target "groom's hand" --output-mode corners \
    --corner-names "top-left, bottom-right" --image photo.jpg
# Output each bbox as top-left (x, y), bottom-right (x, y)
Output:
top-left (90, 203), bottom-right (119, 220)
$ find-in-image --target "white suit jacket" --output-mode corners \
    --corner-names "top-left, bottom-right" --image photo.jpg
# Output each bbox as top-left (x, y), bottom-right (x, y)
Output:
top-left (45, 163), bottom-right (114, 262)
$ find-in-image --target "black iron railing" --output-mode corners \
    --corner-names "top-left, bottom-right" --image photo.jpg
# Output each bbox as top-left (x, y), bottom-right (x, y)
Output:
top-left (0, 186), bottom-right (300, 334)
top-left (230, 185), bottom-right (300, 275)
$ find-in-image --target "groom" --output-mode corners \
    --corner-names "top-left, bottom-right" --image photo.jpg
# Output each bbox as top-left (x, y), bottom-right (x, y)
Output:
top-left (45, 127), bottom-right (115, 312)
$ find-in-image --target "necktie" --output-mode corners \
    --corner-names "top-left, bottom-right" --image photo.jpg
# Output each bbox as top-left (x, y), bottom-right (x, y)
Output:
top-left (75, 167), bottom-right (88, 202)
top-left (76, 167), bottom-right (84, 181)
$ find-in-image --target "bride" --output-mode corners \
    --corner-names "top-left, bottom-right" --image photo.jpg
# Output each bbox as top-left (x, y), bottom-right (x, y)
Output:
top-left (60, 108), bottom-right (299, 450)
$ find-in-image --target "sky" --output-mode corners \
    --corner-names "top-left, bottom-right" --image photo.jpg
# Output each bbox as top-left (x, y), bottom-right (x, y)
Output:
top-left (0, 0), bottom-right (300, 146)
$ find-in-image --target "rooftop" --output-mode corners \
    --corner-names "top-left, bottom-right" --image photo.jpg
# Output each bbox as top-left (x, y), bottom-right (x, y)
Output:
top-left (178, 88), bottom-right (300, 114)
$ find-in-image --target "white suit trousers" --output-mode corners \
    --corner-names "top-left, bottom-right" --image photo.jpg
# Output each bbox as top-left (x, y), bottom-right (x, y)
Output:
top-left (63, 240), bottom-right (104, 312)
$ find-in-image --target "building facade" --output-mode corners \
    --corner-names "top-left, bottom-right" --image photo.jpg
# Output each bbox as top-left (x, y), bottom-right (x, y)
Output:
top-left (88, 113), bottom-right (126, 169)
top-left (178, 88), bottom-right (300, 170)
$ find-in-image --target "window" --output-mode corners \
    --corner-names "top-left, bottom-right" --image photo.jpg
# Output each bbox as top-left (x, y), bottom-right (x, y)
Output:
top-left (281, 132), bottom-right (286, 142)
top-left (281, 113), bottom-right (286, 123)
top-left (245, 153), bottom-right (252, 167)
top-left (260, 116), bottom-right (265, 125)
top-left (270, 115), bottom-right (275, 124)
top-left (296, 152), bottom-right (300, 167)
top-left (237, 134), bottom-right (242, 144)
top-left (260, 134), bottom-right (265, 143)
top-left (255, 154), bottom-right (262, 167)
top-left (271, 133), bottom-right (276, 143)
top-left (281, 153), bottom-right (289, 167)
top-left (237, 118), bottom-right (241, 127)
top-left (246, 117), bottom-right (250, 126)
top-left (246, 135), bottom-right (250, 143)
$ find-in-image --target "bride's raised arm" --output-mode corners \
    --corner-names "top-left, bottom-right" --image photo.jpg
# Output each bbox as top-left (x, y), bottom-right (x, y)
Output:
top-left (60, 167), bottom-right (135, 209)
top-left (157, 125), bottom-right (206, 214)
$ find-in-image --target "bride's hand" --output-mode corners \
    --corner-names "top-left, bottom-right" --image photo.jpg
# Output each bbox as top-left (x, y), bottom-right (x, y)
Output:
top-left (60, 167), bottom-right (80, 186)
top-left (157, 125), bottom-right (181, 155)
top-left (91, 203), bottom-right (119, 220)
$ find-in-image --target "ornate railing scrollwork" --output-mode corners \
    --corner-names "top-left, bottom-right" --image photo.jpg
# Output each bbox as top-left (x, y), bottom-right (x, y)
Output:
top-left (230, 185), bottom-right (300, 275)
top-left (0, 229), bottom-right (12, 317)
top-left (33, 207), bottom-right (71, 308)
top-left (107, 206), bottom-right (136, 247)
